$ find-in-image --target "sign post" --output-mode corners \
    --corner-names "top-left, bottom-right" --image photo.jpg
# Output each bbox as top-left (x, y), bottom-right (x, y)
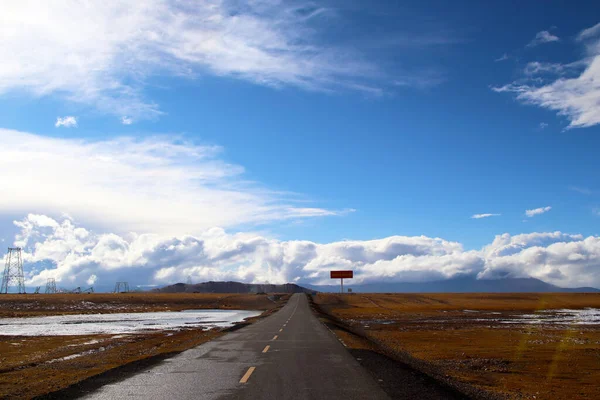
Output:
top-left (330, 270), bottom-right (353, 294)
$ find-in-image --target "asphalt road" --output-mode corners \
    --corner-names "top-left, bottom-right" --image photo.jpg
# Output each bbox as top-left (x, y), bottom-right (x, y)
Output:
top-left (82, 293), bottom-right (390, 400)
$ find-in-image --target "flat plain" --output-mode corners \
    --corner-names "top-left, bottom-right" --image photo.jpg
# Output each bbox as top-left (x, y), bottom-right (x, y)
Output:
top-left (314, 293), bottom-right (600, 400)
top-left (0, 293), bottom-right (286, 399)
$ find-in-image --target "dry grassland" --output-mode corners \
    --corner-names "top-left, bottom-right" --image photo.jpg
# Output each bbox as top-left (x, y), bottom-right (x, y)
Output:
top-left (0, 293), bottom-right (287, 399)
top-left (0, 292), bottom-right (281, 318)
top-left (315, 293), bottom-right (600, 400)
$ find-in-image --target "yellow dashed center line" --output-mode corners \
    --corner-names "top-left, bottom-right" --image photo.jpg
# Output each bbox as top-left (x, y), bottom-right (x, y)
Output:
top-left (262, 345), bottom-right (270, 353)
top-left (272, 335), bottom-right (278, 340)
top-left (239, 367), bottom-right (256, 384)
top-left (279, 328), bottom-right (283, 332)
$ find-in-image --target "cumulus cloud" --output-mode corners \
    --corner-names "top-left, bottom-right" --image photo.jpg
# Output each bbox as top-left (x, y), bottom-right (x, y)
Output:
top-left (471, 213), bottom-right (501, 219)
top-left (55, 116), bottom-right (78, 128)
top-left (494, 22), bottom-right (600, 128)
top-left (0, 129), bottom-right (344, 235)
top-left (11, 215), bottom-right (600, 289)
top-left (479, 232), bottom-right (600, 287)
top-left (0, 0), bottom-right (385, 120)
top-left (525, 206), bottom-right (552, 217)
top-left (527, 30), bottom-right (559, 47)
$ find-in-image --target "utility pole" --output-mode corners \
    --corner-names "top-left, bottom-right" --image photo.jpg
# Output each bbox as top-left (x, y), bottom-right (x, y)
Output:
top-left (1, 248), bottom-right (26, 294)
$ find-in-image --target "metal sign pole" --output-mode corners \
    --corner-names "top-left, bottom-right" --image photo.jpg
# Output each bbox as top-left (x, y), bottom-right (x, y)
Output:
top-left (330, 270), bottom-right (353, 295)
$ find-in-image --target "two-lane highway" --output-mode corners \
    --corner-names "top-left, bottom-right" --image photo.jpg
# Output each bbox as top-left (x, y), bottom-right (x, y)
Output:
top-left (82, 294), bottom-right (390, 400)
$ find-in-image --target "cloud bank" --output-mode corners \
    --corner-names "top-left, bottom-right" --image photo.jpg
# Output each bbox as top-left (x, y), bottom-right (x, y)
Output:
top-left (494, 21), bottom-right (600, 128)
top-left (0, 129), bottom-right (342, 235)
top-left (0, 0), bottom-right (383, 121)
top-left (10, 214), bottom-right (600, 290)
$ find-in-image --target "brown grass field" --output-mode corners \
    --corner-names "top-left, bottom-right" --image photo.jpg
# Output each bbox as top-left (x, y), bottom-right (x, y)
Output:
top-left (314, 293), bottom-right (600, 400)
top-left (0, 293), bottom-right (288, 399)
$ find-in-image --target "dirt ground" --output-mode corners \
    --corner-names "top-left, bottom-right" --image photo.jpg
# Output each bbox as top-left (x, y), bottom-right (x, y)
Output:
top-left (314, 293), bottom-right (600, 400)
top-left (0, 293), bottom-right (288, 399)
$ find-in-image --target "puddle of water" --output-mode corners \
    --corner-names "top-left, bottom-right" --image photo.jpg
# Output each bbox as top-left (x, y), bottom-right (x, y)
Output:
top-left (360, 308), bottom-right (600, 326)
top-left (0, 309), bottom-right (261, 336)
top-left (508, 308), bottom-right (600, 325)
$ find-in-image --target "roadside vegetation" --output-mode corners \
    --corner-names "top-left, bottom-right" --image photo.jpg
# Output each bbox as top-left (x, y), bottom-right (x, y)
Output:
top-left (314, 293), bottom-right (600, 400)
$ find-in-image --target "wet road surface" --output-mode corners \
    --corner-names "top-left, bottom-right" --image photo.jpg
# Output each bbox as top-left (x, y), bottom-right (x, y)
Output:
top-left (82, 293), bottom-right (390, 400)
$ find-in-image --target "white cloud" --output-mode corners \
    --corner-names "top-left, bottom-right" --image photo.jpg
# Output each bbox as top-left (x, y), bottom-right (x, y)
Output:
top-left (471, 213), bottom-right (501, 219)
top-left (13, 215), bottom-right (600, 289)
top-left (523, 61), bottom-right (565, 76)
top-left (495, 53), bottom-right (509, 62)
top-left (0, 129), bottom-right (344, 235)
top-left (0, 1), bottom-right (383, 120)
top-left (494, 22), bottom-right (600, 128)
top-left (577, 22), bottom-right (600, 42)
top-left (527, 30), bottom-right (559, 47)
top-left (55, 116), bottom-right (78, 128)
top-left (86, 275), bottom-right (97, 286)
top-left (121, 116), bottom-right (133, 125)
top-left (538, 122), bottom-right (548, 130)
top-left (525, 206), bottom-right (552, 217)
top-left (569, 186), bottom-right (592, 195)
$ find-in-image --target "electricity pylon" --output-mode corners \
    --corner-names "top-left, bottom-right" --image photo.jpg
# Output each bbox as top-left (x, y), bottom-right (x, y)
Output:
top-left (45, 278), bottom-right (57, 294)
top-left (114, 282), bottom-right (129, 293)
top-left (1, 248), bottom-right (26, 294)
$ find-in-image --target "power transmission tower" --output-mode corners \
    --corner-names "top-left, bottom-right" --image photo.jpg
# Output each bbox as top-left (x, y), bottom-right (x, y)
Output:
top-left (45, 278), bottom-right (57, 294)
top-left (33, 286), bottom-right (41, 294)
top-left (114, 282), bottom-right (129, 293)
top-left (1, 248), bottom-right (26, 294)
top-left (83, 286), bottom-right (94, 293)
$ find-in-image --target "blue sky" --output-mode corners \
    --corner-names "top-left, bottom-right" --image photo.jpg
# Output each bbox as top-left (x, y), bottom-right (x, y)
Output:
top-left (1, 1), bottom-right (600, 288)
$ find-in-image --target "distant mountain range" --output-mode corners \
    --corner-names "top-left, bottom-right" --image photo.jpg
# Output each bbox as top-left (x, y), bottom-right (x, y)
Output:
top-left (303, 277), bottom-right (599, 293)
top-left (155, 281), bottom-right (314, 294)
top-left (154, 277), bottom-right (598, 294)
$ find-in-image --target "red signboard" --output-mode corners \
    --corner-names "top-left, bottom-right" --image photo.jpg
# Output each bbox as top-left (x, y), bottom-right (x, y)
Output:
top-left (330, 270), bottom-right (353, 279)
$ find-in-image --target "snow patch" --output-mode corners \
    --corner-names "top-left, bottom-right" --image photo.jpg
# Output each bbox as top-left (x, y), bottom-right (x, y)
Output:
top-left (0, 309), bottom-right (261, 336)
